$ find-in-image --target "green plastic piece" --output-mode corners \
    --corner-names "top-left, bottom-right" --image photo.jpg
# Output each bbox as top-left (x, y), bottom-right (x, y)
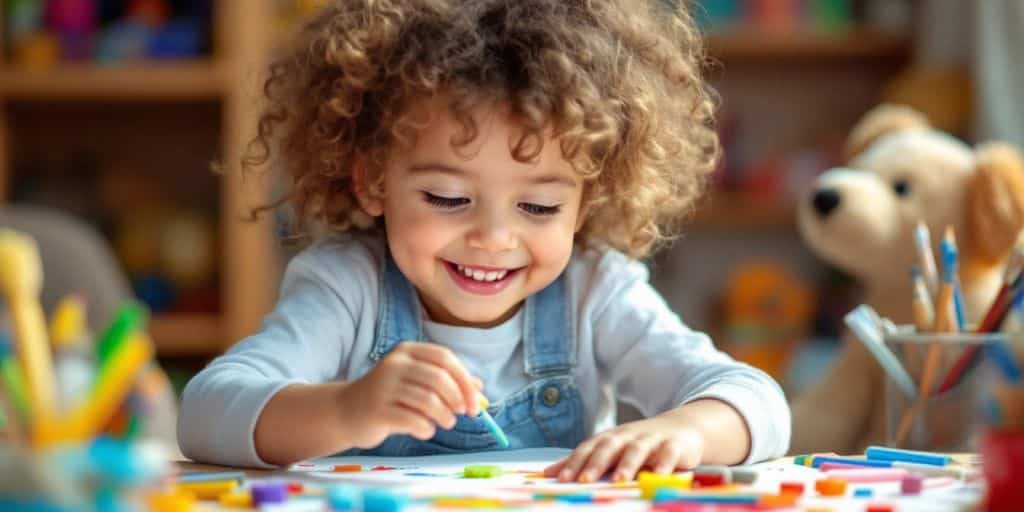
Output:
top-left (463, 465), bottom-right (503, 478)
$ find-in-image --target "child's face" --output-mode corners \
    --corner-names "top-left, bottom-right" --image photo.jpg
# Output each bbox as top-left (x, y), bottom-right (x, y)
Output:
top-left (360, 100), bottom-right (585, 328)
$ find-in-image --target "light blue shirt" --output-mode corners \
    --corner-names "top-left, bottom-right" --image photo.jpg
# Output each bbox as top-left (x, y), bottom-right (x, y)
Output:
top-left (178, 235), bottom-right (791, 467)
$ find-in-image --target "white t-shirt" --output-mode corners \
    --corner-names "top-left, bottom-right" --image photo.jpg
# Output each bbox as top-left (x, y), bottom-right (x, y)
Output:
top-left (178, 235), bottom-right (791, 468)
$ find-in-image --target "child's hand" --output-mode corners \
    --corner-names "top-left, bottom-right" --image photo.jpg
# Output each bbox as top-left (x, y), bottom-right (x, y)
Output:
top-left (340, 342), bottom-right (483, 448)
top-left (543, 417), bottom-right (705, 483)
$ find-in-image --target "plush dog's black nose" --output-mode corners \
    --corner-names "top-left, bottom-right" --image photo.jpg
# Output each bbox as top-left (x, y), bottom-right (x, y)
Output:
top-left (812, 189), bottom-right (841, 218)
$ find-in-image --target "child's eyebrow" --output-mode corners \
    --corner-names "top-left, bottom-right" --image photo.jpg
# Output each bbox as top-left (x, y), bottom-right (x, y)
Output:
top-left (407, 163), bottom-right (576, 188)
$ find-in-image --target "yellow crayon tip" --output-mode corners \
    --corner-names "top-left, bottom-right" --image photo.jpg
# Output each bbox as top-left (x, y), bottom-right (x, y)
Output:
top-left (50, 295), bottom-right (87, 348)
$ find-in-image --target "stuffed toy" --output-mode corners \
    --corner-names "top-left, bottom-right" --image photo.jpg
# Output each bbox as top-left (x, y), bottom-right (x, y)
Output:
top-left (791, 104), bottom-right (1024, 454)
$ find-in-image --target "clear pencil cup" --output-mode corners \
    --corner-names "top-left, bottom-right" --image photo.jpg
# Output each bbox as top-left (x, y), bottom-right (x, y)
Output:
top-left (883, 330), bottom-right (1003, 452)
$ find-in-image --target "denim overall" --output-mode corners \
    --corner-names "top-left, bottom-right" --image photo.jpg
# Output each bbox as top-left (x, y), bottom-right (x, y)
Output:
top-left (341, 252), bottom-right (585, 455)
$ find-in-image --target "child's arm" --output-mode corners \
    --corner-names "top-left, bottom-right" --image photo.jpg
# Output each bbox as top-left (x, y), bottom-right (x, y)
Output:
top-left (548, 254), bottom-right (789, 481)
top-left (179, 245), bottom-right (478, 467)
top-left (254, 342), bottom-right (482, 466)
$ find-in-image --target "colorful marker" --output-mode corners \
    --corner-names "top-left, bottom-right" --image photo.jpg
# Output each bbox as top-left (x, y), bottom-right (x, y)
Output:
top-left (476, 396), bottom-right (508, 448)
top-left (866, 446), bottom-right (952, 466)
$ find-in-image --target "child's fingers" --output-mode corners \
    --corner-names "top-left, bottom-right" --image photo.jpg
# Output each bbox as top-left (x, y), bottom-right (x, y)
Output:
top-left (543, 458), bottom-right (568, 477)
top-left (390, 404), bottom-right (437, 441)
top-left (555, 439), bottom-right (598, 482)
top-left (408, 344), bottom-right (480, 416)
top-left (402, 362), bottom-right (466, 415)
top-left (611, 437), bottom-right (659, 482)
top-left (395, 385), bottom-right (457, 430)
top-left (576, 437), bottom-right (626, 483)
top-left (647, 439), bottom-right (683, 474)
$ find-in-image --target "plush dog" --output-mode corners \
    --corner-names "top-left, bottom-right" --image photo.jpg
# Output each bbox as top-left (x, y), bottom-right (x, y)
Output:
top-left (791, 104), bottom-right (1024, 454)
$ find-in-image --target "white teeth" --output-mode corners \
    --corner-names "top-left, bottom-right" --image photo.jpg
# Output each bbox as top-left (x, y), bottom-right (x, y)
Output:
top-left (453, 262), bottom-right (511, 282)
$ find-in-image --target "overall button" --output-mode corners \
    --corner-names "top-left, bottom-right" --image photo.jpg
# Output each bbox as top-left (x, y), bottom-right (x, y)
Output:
top-left (542, 386), bottom-right (561, 406)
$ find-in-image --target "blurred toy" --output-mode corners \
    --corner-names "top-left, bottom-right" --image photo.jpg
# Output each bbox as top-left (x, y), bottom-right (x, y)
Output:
top-left (44, 0), bottom-right (97, 61)
top-left (114, 208), bottom-right (215, 311)
top-left (719, 262), bottom-right (813, 380)
top-left (94, 20), bottom-right (151, 63)
top-left (793, 104), bottom-right (1024, 454)
top-left (0, 230), bottom-right (173, 510)
top-left (49, 295), bottom-right (95, 414)
top-left (127, 0), bottom-right (169, 26)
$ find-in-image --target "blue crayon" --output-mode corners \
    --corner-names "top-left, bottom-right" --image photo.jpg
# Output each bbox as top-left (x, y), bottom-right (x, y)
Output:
top-left (865, 446), bottom-right (951, 467)
top-left (810, 456), bottom-right (893, 469)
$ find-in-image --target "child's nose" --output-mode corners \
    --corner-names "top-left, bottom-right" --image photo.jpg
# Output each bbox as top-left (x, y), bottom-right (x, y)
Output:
top-left (467, 211), bottom-right (519, 252)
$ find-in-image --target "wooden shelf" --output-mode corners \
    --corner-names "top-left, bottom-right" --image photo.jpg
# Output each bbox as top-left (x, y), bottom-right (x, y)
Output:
top-left (708, 28), bottom-right (911, 61)
top-left (149, 313), bottom-right (223, 356)
top-left (0, 60), bottom-right (225, 101)
top-left (688, 191), bottom-right (797, 232)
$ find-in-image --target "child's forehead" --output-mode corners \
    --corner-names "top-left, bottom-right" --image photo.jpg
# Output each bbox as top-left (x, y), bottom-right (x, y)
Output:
top-left (400, 95), bottom-right (570, 169)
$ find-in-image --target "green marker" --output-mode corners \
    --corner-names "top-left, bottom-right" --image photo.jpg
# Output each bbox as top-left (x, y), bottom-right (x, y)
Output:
top-left (476, 396), bottom-right (509, 448)
top-left (0, 332), bottom-right (31, 427)
top-left (96, 303), bottom-right (147, 368)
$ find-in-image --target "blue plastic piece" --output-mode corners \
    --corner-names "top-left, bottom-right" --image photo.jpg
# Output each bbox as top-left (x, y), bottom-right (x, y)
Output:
top-left (362, 488), bottom-right (408, 512)
top-left (854, 487), bottom-right (874, 498)
top-left (653, 488), bottom-right (759, 504)
top-left (327, 484), bottom-right (361, 511)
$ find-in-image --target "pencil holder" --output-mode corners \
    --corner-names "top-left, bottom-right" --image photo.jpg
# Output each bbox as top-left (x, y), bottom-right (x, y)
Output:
top-left (883, 331), bottom-right (1002, 451)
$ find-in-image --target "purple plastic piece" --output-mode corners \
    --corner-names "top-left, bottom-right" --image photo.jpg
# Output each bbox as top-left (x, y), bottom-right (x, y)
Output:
top-left (251, 482), bottom-right (289, 505)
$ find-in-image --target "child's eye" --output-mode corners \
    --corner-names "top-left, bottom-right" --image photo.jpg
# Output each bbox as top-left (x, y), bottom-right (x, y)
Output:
top-left (519, 202), bottom-right (561, 216)
top-left (422, 192), bottom-right (470, 209)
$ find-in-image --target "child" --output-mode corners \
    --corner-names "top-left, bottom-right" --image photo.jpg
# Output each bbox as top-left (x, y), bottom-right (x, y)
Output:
top-left (178, 0), bottom-right (790, 480)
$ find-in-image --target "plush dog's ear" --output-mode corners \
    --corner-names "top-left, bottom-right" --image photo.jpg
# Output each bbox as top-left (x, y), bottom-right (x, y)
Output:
top-left (845, 104), bottom-right (931, 162)
top-left (966, 142), bottom-right (1024, 263)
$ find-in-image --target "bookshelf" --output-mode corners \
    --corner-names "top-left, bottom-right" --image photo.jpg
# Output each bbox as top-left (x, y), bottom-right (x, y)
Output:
top-left (0, 4), bottom-right (913, 357)
top-left (0, 1), bottom-right (278, 356)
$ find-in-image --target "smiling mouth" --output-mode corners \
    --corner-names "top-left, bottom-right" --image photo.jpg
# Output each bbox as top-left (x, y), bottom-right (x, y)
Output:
top-left (444, 261), bottom-right (524, 283)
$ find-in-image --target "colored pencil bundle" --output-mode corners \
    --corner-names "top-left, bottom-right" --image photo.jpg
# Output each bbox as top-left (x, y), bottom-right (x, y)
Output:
top-left (846, 223), bottom-right (1024, 448)
top-left (0, 229), bottom-right (170, 510)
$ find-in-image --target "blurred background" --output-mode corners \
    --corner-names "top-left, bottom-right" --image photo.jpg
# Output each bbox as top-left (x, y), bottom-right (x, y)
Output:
top-left (0, 0), bottom-right (1017, 406)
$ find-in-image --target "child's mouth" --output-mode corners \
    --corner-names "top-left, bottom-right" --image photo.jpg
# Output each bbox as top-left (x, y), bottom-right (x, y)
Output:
top-left (443, 260), bottom-right (523, 295)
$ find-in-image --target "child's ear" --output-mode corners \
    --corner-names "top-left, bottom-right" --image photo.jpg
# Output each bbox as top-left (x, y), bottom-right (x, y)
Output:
top-left (352, 161), bottom-right (385, 217)
top-left (966, 142), bottom-right (1024, 263)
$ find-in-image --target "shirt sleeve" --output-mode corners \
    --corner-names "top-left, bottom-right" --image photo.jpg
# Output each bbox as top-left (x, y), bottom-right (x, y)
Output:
top-left (591, 254), bottom-right (791, 464)
top-left (177, 248), bottom-right (363, 468)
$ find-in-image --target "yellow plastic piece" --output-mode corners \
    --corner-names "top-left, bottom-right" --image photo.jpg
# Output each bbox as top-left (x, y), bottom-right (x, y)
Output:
top-left (149, 491), bottom-right (196, 512)
top-left (219, 491), bottom-right (254, 508)
top-left (35, 333), bottom-right (153, 444)
top-left (433, 497), bottom-right (504, 508)
top-left (0, 230), bottom-right (58, 437)
top-left (175, 480), bottom-right (239, 500)
top-left (638, 471), bottom-right (693, 500)
top-left (49, 295), bottom-right (87, 348)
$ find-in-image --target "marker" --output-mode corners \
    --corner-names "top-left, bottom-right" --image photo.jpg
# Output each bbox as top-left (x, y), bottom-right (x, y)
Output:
top-left (0, 333), bottom-right (30, 432)
top-left (943, 228), bottom-right (966, 331)
top-left (476, 396), bottom-right (508, 448)
top-left (985, 339), bottom-right (1023, 383)
top-left (810, 456), bottom-right (893, 469)
top-left (0, 230), bottom-right (59, 441)
top-left (866, 446), bottom-right (951, 466)
top-left (844, 307), bottom-right (917, 399)
top-left (914, 223), bottom-right (939, 296)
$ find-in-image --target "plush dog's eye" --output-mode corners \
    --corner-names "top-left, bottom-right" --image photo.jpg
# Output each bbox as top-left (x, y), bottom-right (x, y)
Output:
top-left (893, 179), bottom-right (911, 197)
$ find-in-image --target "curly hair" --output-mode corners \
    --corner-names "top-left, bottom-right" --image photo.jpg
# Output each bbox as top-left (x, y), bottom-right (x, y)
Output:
top-left (244, 0), bottom-right (719, 258)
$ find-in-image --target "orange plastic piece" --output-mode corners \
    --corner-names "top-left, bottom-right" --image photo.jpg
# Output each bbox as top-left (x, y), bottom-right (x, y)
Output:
top-left (815, 477), bottom-right (848, 496)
